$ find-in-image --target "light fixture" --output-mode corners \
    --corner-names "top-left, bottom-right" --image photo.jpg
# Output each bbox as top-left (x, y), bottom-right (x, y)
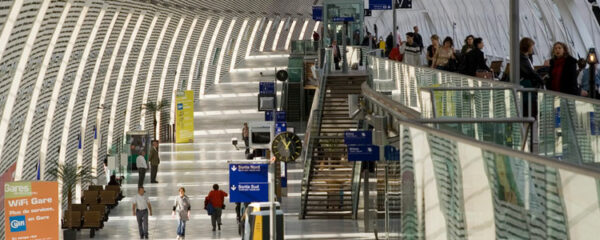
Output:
top-left (588, 48), bottom-right (597, 64)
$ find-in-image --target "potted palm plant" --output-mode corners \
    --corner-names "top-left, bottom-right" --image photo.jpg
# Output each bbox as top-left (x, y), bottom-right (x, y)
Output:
top-left (143, 100), bottom-right (167, 140)
top-left (47, 160), bottom-right (93, 240)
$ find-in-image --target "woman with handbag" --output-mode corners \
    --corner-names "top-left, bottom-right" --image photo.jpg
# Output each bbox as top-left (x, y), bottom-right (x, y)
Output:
top-left (173, 187), bottom-right (191, 240)
top-left (205, 184), bottom-right (228, 231)
top-left (432, 37), bottom-right (457, 71)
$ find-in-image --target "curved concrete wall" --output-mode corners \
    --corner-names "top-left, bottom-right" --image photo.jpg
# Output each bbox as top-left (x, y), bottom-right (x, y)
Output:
top-left (0, 0), bottom-right (315, 226)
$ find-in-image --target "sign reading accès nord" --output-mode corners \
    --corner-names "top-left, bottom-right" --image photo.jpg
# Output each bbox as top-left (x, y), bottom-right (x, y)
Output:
top-left (175, 90), bottom-right (194, 143)
top-left (344, 130), bottom-right (373, 145)
top-left (229, 164), bottom-right (269, 203)
top-left (4, 181), bottom-right (59, 240)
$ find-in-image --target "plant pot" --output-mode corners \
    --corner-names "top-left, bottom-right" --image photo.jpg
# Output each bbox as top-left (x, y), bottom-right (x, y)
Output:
top-left (64, 229), bottom-right (77, 240)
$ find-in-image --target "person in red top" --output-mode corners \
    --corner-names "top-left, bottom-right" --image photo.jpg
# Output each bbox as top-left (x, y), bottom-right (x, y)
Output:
top-left (205, 184), bottom-right (228, 231)
top-left (547, 42), bottom-right (580, 95)
top-left (388, 44), bottom-right (403, 62)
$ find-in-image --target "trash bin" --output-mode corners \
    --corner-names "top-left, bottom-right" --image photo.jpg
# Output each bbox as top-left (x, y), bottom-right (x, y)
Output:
top-left (243, 202), bottom-right (284, 240)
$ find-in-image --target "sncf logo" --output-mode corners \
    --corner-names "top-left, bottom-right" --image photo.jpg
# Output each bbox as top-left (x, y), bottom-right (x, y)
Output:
top-left (9, 216), bottom-right (26, 232)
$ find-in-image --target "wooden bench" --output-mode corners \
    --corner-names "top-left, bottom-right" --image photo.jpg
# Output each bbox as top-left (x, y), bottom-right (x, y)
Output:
top-left (88, 185), bottom-right (103, 191)
top-left (82, 211), bottom-right (103, 238)
top-left (82, 190), bottom-right (99, 205)
top-left (99, 190), bottom-right (117, 207)
top-left (88, 204), bottom-right (108, 222)
top-left (62, 210), bottom-right (82, 229)
top-left (105, 185), bottom-right (122, 201)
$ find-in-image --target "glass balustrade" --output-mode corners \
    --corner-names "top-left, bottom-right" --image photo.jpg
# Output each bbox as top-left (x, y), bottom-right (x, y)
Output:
top-left (382, 120), bottom-right (600, 239)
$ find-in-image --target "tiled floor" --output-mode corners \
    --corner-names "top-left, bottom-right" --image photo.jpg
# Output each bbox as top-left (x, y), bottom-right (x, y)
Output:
top-left (75, 56), bottom-right (373, 239)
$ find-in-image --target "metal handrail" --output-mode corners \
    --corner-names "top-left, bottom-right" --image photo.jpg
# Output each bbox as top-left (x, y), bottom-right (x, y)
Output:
top-left (361, 72), bottom-right (600, 176)
top-left (300, 48), bottom-right (331, 219)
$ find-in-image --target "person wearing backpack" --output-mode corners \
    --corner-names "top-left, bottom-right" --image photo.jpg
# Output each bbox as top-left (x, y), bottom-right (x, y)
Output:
top-left (173, 187), bottom-right (191, 240)
top-left (205, 184), bottom-right (228, 231)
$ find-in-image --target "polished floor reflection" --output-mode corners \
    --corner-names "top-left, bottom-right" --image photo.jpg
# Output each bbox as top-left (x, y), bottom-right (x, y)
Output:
top-left (76, 57), bottom-right (371, 239)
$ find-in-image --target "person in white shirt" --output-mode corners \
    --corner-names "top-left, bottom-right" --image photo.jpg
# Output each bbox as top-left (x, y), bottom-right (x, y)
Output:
top-left (136, 150), bottom-right (148, 187)
top-left (133, 187), bottom-right (153, 239)
top-left (400, 32), bottom-right (422, 66)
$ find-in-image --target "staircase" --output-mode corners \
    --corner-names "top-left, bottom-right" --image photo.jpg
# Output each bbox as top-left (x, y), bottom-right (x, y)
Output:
top-left (376, 161), bottom-right (402, 218)
top-left (303, 74), bottom-right (367, 218)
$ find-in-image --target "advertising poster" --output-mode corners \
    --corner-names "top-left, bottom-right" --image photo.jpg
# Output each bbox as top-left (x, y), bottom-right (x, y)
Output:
top-left (4, 181), bottom-right (59, 240)
top-left (127, 131), bottom-right (150, 170)
top-left (176, 90), bottom-right (194, 143)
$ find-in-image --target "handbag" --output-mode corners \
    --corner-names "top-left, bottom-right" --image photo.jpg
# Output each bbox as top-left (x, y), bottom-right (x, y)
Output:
top-left (205, 200), bottom-right (214, 215)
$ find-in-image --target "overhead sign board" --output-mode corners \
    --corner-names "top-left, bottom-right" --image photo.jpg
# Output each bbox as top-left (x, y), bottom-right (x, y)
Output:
top-left (259, 82), bottom-right (275, 95)
top-left (348, 145), bottom-right (380, 161)
top-left (312, 6), bottom-right (323, 21)
top-left (229, 164), bottom-right (269, 203)
top-left (344, 130), bottom-right (373, 145)
top-left (332, 16), bottom-right (355, 22)
top-left (369, 0), bottom-right (393, 10)
top-left (384, 145), bottom-right (400, 161)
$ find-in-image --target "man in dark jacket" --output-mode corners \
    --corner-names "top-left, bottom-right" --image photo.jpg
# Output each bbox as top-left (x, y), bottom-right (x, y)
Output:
top-left (413, 26), bottom-right (424, 52)
top-left (461, 38), bottom-right (490, 76)
top-left (149, 140), bottom-right (160, 183)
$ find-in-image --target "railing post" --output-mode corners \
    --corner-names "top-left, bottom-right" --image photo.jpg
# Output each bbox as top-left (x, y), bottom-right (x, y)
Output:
top-left (510, 0), bottom-right (520, 85)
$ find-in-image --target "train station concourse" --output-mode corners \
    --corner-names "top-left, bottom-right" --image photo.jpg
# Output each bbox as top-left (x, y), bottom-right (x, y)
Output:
top-left (0, 0), bottom-right (600, 239)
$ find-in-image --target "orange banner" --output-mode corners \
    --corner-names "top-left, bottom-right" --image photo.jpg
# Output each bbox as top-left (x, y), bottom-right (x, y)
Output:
top-left (4, 181), bottom-right (59, 240)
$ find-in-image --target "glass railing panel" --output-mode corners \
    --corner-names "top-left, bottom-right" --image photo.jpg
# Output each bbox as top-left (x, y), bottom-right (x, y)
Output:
top-left (537, 91), bottom-right (600, 170)
top-left (386, 121), bottom-right (600, 239)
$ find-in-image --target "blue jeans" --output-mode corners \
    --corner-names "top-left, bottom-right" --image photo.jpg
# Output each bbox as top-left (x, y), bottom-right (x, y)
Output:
top-left (177, 219), bottom-right (187, 236)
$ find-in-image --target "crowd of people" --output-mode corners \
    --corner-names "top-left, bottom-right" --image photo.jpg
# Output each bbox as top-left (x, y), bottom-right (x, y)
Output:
top-left (364, 25), bottom-right (598, 98)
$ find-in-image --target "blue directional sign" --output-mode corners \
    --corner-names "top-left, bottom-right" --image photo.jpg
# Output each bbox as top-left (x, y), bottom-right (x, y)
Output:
top-left (312, 6), bottom-right (323, 21)
top-left (384, 145), bottom-right (399, 161)
top-left (348, 145), bottom-right (380, 161)
top-left (344, 131), bottom-right (373, 145)
top-left (555, 107), bottom-right (560, 128)
top-left (229, 163), bottom-right (269, 202)
top-left (275, 111), bottom-right (286, 122)
top-left (332, 16), bottom-right (355, 22)
top-left (265, 111), bottom-right (273, 121)
top-left (259, 82), bottom-right (275, 95)
top-left (369, 0), bottom-right (392, 10)
top-left (275, 122), bottom-right (287, 135)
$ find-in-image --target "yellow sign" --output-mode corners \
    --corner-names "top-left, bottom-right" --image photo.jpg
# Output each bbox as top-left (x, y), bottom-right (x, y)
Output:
top-left (175, 90), bottom-right (194, 143)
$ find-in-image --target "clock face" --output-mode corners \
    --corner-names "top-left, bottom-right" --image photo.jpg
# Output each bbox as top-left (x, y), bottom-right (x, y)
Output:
top-left (271, 132), bottom-right (302, 162)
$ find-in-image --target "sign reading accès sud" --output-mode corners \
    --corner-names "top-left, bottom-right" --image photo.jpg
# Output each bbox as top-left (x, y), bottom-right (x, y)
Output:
top-left (348, 145), bottom-right (380, 161)
top-left (229, 164), bottom-right (269, 202)
top-left (4, 181), bottom-right (59, 240)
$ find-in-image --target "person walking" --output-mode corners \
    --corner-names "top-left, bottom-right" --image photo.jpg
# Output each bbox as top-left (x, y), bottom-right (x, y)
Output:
top-left (205, 184), bottom-right (228, 231)
top-left (133, 187), bottom-right (153, 239)
top-left (332, 39), bottom-right (341, 70)
top-left (173, 187), bottom-right (191, 240)
top-left (149, 140), bottom-right (160, 183)
top-left (242, 123), bottom-right (249, 154)
top-left (413, 26), bottom-right (424, 53)
top-left (400, 32), bottom-right (422, 66)
top-left (136, 150), bottom-right (148, 187)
